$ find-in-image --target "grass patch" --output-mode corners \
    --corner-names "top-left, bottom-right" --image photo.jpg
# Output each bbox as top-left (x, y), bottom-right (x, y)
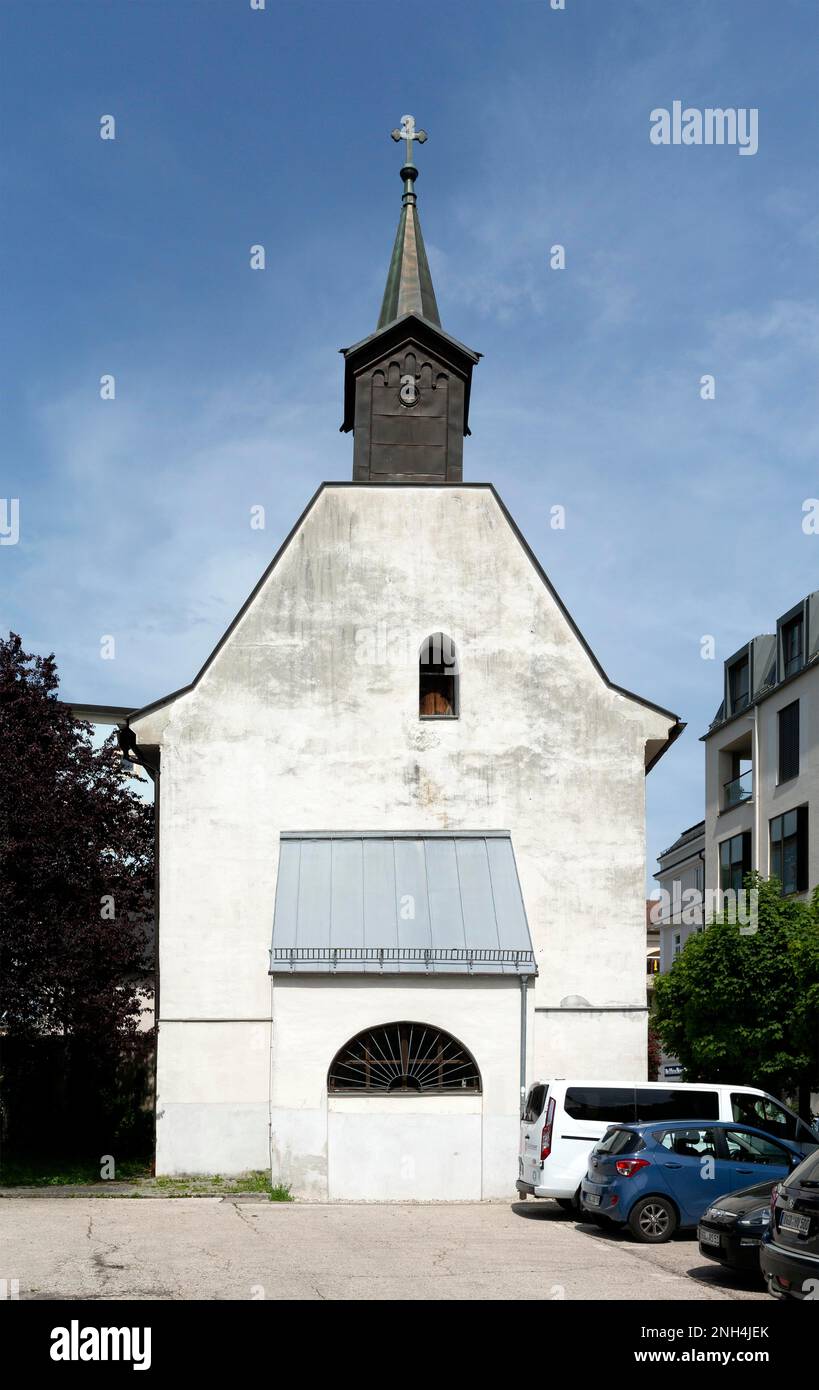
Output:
top-left (0, 1160), bottom-right (294, 1199)
top-left (229, 1170), bottom-right (274, 1194)
top-left (0, 1157), bottom-right (151, 1187)
top-left (143, 1171), bottom-right (293, 1199)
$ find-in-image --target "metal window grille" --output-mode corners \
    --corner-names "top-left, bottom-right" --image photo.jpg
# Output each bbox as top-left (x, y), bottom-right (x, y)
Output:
top-left (328, 1021), bottom-right (482, 1095)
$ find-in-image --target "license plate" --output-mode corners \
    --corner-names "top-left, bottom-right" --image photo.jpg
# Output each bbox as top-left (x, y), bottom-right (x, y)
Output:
top-left (781, 1211), bottom-right (811, 1236)
top-left (585, 1193), bottom-right (601, 1207)
top-left (700, 1228), bottom-right (722, 1248)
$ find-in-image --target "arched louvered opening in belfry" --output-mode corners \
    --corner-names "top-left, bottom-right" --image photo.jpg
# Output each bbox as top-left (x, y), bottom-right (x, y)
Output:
top-left (328, 1022), bottom-right (482, 1095)
top-left (419, 631), bottom-right (459, 718)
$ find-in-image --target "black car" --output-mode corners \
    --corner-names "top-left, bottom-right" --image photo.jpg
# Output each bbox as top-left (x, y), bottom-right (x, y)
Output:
top-left (698, 1179), bottom-right (776, 1273)
top-left (761, 1147), bottom-right (819, 1299)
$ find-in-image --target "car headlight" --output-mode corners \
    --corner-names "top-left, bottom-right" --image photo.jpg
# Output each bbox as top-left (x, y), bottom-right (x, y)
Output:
top-left (737, 1208), bottom-right (770, 1229)
top-left (703, 1207), bottom-right (737, 1225)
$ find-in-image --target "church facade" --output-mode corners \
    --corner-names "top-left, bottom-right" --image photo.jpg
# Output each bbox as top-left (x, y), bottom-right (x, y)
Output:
top-left (126, 120), bottom-right (681, 1199)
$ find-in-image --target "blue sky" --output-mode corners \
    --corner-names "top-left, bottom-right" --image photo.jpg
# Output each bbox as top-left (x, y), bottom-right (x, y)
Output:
top-left (2, 0), bottom-right (818, 878)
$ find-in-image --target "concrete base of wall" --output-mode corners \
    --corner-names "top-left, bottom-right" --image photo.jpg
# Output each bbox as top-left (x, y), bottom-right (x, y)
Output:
top-left (156, 1102), bottom-right (269, 1176)
top-left (328, 1098), bottom-right (483, 1200)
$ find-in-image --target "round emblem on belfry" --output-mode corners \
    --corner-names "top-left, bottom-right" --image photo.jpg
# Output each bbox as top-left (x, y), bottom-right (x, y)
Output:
top-left (399, 373), bottom-right (420, 408)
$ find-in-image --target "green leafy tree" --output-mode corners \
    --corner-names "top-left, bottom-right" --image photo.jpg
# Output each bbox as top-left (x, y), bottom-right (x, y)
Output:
top-left (647, 1021), bottom-right (661, 1081)
top-left (653, 874), bottom-right (819, 1117)
top-left (0, 633), bottom-right (154, 1156)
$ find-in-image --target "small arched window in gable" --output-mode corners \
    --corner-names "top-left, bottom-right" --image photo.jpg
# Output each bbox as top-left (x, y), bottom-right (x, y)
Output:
top-left (328, 1022), bottom-right (481, 1095)
top-left (419, 632), bottom-right (459, 718)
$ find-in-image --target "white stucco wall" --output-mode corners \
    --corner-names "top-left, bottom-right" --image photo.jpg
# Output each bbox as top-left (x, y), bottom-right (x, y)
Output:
top-left (534, 1005), bottom-right (648, 1079)
top-left (270, 976), bottom-right (522, 1200)
top-left (134, 485), bottom-right (673, 1180)
top-left (155, 1021), bottom-right (270, 1174)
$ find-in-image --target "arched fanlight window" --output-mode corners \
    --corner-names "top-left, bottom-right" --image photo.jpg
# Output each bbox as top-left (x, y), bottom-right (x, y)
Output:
top-left (328, 1022), bottom-right (481, 1095)
top-left (419, 632), bottom-right (459, 718)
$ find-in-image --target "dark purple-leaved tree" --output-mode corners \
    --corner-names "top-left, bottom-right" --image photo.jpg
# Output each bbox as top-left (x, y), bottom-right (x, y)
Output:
top-left (0, 633), bottom-right (154, 1156)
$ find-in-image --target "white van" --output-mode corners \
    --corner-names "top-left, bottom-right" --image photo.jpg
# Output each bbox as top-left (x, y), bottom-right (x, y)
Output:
top-left (517, 1079), bottom-right (818, 1209)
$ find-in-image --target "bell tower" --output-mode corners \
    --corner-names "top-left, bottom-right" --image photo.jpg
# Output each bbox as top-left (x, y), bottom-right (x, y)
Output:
top-left (340, 116), bottom-right (481, 483)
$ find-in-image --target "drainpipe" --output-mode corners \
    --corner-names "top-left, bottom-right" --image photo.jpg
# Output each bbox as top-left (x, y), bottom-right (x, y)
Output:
top-left (519, 974), bottom-right (529, 1117)
top-left (751, 704), bottom-right (761, 872)
top-left (698, 848), bottom-right (706, 931)
top-left (268, 972), bottom-right (275, 1186)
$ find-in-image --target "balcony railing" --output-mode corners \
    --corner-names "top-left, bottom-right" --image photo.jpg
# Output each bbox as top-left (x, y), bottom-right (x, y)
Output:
top-left (724, 768), bottom-right (753, 808)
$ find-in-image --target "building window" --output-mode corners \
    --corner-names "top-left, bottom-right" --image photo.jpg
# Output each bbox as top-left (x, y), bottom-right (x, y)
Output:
top-left (770, 807), bottom-right (808, 896)
top-left (419, 632), bottom-right (459, 718)
top-left (673, 933), bottom-right (682, 959)
top-left (728, 655), bottom-right (750, 713)
top-left (724, 750), bottom-right (753, 808)
top-left (781, 614), bottom-right (804, 679)
top-left (778, 700), bottom-right (799, 783)
top-left (328, 1022), bottom-right (481, 1094)
top-left (719, 830), bottom-right (751, 894)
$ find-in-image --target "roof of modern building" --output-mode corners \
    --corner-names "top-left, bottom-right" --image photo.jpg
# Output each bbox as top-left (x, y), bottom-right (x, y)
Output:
top-left (657, 819), bottom-right (706, 862)
top-left (704, 590), bottom-right (819, 738)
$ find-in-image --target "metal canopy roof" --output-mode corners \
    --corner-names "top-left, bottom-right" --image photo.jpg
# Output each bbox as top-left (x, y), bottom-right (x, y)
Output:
top-left (270, 831), bottom-right (536, 976)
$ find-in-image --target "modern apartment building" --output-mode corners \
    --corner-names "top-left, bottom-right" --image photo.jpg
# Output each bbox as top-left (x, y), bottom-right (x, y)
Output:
top-left (653, 821), bottom-right (705, 972)
top-left (704, 591), bottom-right (819, 901)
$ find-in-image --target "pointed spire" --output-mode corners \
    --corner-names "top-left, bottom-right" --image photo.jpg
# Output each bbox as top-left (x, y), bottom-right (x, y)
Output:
top-left (377, 116), bottom-right (441, 330)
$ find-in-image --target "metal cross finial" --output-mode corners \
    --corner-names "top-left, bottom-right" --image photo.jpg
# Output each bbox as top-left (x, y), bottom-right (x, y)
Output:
top-left (391, 114), bottom-right (428, 166)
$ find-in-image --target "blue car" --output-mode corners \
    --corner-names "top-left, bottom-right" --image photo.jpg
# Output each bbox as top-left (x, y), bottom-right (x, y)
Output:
top-left (580, 1120), bottom-right (809, 1243)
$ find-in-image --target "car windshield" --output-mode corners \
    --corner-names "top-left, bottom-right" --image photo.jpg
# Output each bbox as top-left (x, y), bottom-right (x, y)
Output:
top-left (786, 1149), bottom-right (819, 1186)
top-left (523, 1083), bottom-right (548, 1123)
top-left (594, 1128), bottom-right (644, 1156)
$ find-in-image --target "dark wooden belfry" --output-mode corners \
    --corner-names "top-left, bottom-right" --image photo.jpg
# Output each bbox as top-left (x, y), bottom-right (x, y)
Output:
top-left (340, 116), bottom-right (481, 483)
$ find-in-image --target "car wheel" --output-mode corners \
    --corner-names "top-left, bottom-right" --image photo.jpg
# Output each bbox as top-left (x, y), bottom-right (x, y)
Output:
top-left (555, 1198), bottom-right (575, 1213)
top-left (627, 1196), bottom-right (677, 1243)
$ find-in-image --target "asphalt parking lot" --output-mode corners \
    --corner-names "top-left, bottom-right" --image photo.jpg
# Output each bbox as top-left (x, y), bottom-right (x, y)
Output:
top-left (1, 1197), bottom-right (769, 1301)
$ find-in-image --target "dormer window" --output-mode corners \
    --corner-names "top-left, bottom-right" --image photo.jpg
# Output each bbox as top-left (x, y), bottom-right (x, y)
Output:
top-left (728, 654), bottom-right (749, 713)
top-left (781, 613), bottom-right (804, 679)
top-left (419, 632), bottom-right (459, 718)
